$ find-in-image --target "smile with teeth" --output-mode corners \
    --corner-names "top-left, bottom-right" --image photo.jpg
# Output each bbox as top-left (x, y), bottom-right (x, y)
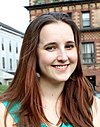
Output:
top-left (52, 65), bottom-right (68, 70)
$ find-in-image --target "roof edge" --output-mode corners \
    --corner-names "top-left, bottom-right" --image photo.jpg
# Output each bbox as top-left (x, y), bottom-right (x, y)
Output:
top-left (25, 0), bottom-right (100, 10)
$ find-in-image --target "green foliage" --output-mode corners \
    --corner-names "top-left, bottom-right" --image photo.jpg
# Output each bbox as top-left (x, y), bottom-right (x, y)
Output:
top-left (0, 85), bottom-right (8, 95)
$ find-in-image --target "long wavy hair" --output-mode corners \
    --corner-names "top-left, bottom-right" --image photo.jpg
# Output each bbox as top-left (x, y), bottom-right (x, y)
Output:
top-left (0, 12), bottom-right (93, 127)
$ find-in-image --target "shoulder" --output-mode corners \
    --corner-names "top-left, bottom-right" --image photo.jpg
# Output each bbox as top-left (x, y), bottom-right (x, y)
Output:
top-left (92, 96), bottom-right (100, 127)
top-left (0, 102), bottom-right (15, 127)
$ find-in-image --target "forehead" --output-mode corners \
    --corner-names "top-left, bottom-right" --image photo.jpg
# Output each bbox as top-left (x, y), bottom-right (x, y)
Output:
top-left (39, 21), bottom-right (74, 45)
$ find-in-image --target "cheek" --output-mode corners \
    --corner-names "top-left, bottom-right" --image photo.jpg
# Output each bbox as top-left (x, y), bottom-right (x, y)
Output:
top-left (68, 51), bottom-right (78, 63)
top-left (38, 52), bottom-right (56, 66)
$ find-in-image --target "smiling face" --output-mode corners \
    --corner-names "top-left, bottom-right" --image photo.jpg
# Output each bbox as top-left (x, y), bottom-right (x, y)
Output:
top-left (37, 21), bottom-right (78, 84)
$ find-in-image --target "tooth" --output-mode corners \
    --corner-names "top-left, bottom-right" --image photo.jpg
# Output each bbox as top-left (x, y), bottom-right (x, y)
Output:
top-left (55, 65), bottom-right (67, 69)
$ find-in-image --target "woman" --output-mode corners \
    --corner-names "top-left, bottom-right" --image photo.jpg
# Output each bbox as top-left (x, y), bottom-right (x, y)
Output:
top-left (0, 12), bottom-right (100, 127)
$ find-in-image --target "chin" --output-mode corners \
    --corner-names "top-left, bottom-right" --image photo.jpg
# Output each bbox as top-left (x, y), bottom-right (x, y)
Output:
top-left (54, 77), bottom-right (70, 82)
top-left (55, 75), bottom-right (70, 81)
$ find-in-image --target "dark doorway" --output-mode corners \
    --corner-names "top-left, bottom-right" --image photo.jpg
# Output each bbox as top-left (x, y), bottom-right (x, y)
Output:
top-left (86, 75), bottom-right (96, 90)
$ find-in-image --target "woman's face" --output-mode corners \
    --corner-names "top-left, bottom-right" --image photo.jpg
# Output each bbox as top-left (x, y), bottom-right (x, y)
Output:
top-left (37, 21), bottom-right (78, 84)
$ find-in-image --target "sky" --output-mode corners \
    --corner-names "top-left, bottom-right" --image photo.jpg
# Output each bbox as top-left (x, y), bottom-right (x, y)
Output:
top-left (0, 0), bottom-right (29, 33)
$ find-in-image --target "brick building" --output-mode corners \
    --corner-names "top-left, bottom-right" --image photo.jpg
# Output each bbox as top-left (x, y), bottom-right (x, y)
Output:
top-left (25, 0), bottom-right (100, 92)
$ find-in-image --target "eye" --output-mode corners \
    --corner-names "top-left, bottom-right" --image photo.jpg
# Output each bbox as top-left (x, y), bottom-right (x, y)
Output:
top-left (45, 45), bottom-right (57, 52)
top-left (65, 44), bottom-right (75, 50)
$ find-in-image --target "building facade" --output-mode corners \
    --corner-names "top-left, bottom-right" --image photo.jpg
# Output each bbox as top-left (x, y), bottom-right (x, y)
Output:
top-left (26, 0), bottom-right (100, 92)
top-left (0, 22), bottom-right (24, 85)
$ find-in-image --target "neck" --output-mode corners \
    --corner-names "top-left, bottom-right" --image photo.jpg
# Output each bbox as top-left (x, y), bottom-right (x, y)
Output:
top-left (39, 76), bottom-right (64, 125)
top-left (39, 76), bottom-right (65, 100)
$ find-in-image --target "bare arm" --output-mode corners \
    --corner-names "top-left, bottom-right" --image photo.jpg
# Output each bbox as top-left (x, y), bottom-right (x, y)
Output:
top-left (92, 96), bottom-right (100, 127)
top-left (0, 102), bottom-right (15, 127)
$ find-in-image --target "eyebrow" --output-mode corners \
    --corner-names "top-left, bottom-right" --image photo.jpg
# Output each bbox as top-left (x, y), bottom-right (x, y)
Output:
top-left (66, 41), bottom-right (75, 44)
top-left (43, 42), bottom-right (57, 47)
top-left (43, 40), bottom-right (75, 48)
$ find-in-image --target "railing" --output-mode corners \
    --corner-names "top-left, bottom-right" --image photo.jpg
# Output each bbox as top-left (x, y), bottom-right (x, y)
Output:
top-left (82, 53), bottom-right (95, 64)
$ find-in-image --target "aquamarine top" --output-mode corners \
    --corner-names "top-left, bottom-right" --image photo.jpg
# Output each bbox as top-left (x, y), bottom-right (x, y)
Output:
top-left (2, 101), bottom-right (73, 127)
top-left (41, 123), bottom-right (73, 127)
top-left (3, 100), bottom-right (20, 124)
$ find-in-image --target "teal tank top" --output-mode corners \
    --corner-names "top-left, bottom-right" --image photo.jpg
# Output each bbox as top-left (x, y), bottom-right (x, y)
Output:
top-left (2, 101), bottom-right (73, 127)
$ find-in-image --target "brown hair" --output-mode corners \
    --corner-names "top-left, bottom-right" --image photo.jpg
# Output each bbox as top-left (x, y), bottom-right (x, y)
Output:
top-left (0, 12), bottom-right (93, 127)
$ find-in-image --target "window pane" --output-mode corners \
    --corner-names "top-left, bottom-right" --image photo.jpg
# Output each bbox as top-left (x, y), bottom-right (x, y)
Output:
top-left (16, 59), bottom-right (19, 67)
top-left (2, 43), bottom-right (4, 50)
top-left (82, 12), bottom-right (90, 28)
top-left (10, 58), bottom-right (12, 70)
top-left (2, 57), bottom-right (5, 69)
top-left (16, 46), bottom-right (18, 53)
top-left (9, 43), bottom-right (12, 52)
top-left (81, 42), bottom-right (95, 64)
top-left (35, 0), bottom-right (45, 4)
top-left (67, 12), bottom-right (72, 19)
top-left (1, 38), bottom-right (4, 50)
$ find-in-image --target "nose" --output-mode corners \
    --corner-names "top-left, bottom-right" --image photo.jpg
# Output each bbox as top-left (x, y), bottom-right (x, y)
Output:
top-left (57, 49), bottom-right (68, 62)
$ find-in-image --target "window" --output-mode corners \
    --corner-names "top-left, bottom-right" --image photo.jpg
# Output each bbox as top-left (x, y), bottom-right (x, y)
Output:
top-left (1, 38), bottom-right (4, 50)
top-left (9, 42), bottom-right (12, 52)
top-left (82, 11), bottom-right (90, 28)
top-left (16, 59), bottom-right (19, 66)
top-left (2, 43), bottom-right (4, 50)
top-left (10, 58), bottom-right (12, 70)
top-left (67, 12), bottom-right (72, 19)
top-left (49, 0), bottom-right (58, 2)
top-left (81, 42), bottom-right (95, 64)
top-left (16, 46), bottom-right (18, 53)
top-left (2, 57), bottom-right (5, 69)
top-left (35, 0), bottom-right (45, 4)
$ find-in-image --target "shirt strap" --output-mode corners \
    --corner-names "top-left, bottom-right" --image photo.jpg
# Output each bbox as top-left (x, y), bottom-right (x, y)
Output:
top-left (2, 100), bottom-right (20, 124)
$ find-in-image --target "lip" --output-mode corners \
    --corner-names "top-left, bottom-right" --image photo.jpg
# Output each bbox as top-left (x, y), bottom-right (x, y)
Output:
top-left (52, 64), bottom-right (69, 71)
